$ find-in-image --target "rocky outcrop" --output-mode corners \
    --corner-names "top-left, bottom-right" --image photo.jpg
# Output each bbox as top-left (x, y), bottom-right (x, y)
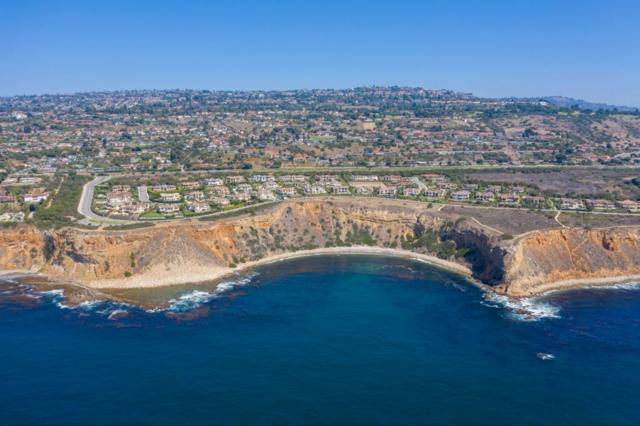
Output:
top-left (1, 197), bottom-right (640, 297)
top-left (495, 228), bottom-right (640, 296)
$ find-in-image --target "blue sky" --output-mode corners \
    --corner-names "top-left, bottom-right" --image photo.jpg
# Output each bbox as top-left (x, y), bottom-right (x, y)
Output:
top-left (2, 0), bottom-right (639, 106)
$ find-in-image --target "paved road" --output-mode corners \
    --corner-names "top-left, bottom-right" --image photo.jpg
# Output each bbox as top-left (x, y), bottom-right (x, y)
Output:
top-left (77, 176), bottom-right (132, 225)
top-left (138, 185), bottom-right (149, 202)
top-left (410, 176), bottom-right (428, 191)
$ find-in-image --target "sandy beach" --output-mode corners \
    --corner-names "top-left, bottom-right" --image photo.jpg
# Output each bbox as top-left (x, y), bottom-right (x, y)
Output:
top-left (87, 246), bottom-right (474, 290)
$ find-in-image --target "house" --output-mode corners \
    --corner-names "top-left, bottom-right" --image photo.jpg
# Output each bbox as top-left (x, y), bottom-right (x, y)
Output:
top-left (450, 190), bottom-right (471, 202)
top-left (211, 197), bottom-right (230, 207)
top-left (232, 192), bottom-right (251, 202)
top-left (327, 183), bottom-right (350, 195)
top-left (304, 185), bottom-right (327, 195)
top-left (350, 175), bottom-right (379, 182)
top-left (258, 190), bottom-right (277, 201)
top-left (160, 192), bottom-right (181, 202)
top-left (616, 200), bottom-right (640, 212)
top-left (279, 175), bottom-right (307, 183)
top-left (185, 191), bottom-right (206, 202)
top-left (23, 188), bottom-right (50, 203)
top-left (499, 193), bottom-right (520, 207)
top-left (377, 186), bottom-right (397, 197)
top-left (585, 199), bottom-right (615, 210)
top-left (424, 188), bottom-right (446, 199)
top-left (236, 184), bottom-right (253, 193)
top-left (107, 191), bottom-right (132, 207)
top-left (111, 185), bottom-right (131, 192)
top-left (152, 184), bottom-right (177, 192)
top-left (226, 175), bottom-right (245, 184)
top-left (122, 203), bottom-right (151, 215)
top-left (475, 191), bottom-right (494, 203)
top-left (0, 194), bottom-right (17, 203)
top-left (250, 174), bottom-right (274, 183)
top-left (523, 196), bottom-right (546, 208)
top-left (157, 204), bottom-right (180, 214)
top-left (403, 187), bottom-right (421, 197)
top-left (277, 187), bottom-right (296, 197)
top-left (181, 181), bottom-right (201, 190)
top-left (186, 202), bottom-right (211, 213)
top-left (421, 174), bottom-right (447, 183)
top-left (560, 198), bottom-right (585, 210)
top-left (204, 178), bottom-right (224, 187)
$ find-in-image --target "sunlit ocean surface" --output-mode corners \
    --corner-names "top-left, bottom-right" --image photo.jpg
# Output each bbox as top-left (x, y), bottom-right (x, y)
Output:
top-left (1, 255), bottom-right (639, 425)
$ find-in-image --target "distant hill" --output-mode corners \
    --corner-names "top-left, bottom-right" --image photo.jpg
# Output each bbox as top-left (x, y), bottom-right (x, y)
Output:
top-left (539, 96), bottom-right (639, 112)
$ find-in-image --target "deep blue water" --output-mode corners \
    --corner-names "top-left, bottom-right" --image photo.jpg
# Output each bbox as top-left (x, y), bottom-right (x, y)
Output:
top-left (1, 255), bottom-right (640, 425)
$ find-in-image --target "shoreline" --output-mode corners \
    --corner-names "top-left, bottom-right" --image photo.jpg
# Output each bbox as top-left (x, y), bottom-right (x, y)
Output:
top-left (87, 246), bottom-right (475, 290)
top-left (510, 274), bottom-right (640, 298)
top-left (3, 249), bottom-right (640, 300)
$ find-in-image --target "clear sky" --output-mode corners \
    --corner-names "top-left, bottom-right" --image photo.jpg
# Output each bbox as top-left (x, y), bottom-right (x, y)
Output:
top-left (2, 0), bottom-right (639, 106)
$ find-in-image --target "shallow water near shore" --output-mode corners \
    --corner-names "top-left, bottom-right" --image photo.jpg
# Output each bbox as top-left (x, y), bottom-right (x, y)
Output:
top-left (1, 255), bottom-right (640, 425)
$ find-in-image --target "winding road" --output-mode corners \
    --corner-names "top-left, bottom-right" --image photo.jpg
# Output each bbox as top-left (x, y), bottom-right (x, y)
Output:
top-left (77, 176), bottom-right (132, 225)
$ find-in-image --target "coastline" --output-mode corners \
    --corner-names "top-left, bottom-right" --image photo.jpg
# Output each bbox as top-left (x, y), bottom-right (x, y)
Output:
top-left (87, 246), bottom-right (475, 290)
top-left (509, 274), bottom-right (640, 298)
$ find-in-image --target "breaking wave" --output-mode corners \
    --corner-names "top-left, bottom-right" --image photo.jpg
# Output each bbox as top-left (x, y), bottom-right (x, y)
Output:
top-left (151, 272), bottom-right (258, 313)
top-left (482, 293), bottom-right (561, 321)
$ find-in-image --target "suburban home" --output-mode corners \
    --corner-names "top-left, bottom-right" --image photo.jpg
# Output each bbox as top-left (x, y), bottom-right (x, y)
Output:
top-left (152, 184), bottom-right (177, 192)
top-left (350, 175), bottom-right (379, 182)
top-left (211, 197), bottom-right (230, 207)
top-left (560, 198), bottom-right (585, 210)
top-left (475, 191), bottom-right (494, 203)
top-left (181, 181), bottom-right (201, 190)
top-left (107, 191), bottom-right (132, 207)
top-left (258, 190), bottom-right (277, 201)
top-left (327, 183), bottom-right (350, 195)
top-left (424, 188), bottom-right (446, 199)
top-left (617, 200), bottom-right (640, 212)
top-left (402, 187), bottom-right (421, 197)
top-left (204, 178), bottom-right (224, 187)
top-left (421, 174), bottom-right (447, 183)
top-left (279, 175), bottom-right (307, 183)
top-left (185, 191), bottom-right (206, 201)
top-left (522, 196), bottom-right (546, 207)
top-left (186, 201), bottom-right (211, 213)
top-left (277, 187), bottom-right (296, 197)
top-left (304, 185), bottom-right (327, 195)
top-left (226, 175), bottom-right (246, 184)
top-left (377, 186), bottom-right (397, 197)
top-left (111, 185), bottom-right (131, 192)
top-left (499, 193), bottom-right (520, 206)
top-left (250, 174), bottom-right (274, 183)
top-left (450, 190), bottom-right (471, 202)
top-left (157, 204), bottom-right (180, 214)
top-left (0, 194), bottom-right (17, 203)
top-left (585, 199), bottom-right (615, 210)
top-left (160, 192), bottom-right (181, 202)
top-left (23, 188), bottom-right (50, 203)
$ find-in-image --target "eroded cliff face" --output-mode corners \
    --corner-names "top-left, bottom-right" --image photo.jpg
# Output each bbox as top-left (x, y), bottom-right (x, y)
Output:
top-left (495, 228), bottom-right (640, 296)
top-left (0, 199), bottom-right (483, 286)
top-left (2, 198), bottom-right (640, 297)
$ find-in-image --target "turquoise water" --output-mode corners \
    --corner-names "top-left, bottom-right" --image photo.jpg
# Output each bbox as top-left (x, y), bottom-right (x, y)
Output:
top-left (1, 255), bottom-right (640, 425)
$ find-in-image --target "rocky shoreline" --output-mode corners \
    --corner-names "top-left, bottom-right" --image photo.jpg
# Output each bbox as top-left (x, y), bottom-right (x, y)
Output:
top-left (1, 197), bottom-right (640, 299)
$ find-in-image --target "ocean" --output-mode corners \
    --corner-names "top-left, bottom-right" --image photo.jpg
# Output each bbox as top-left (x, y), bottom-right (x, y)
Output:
top-left (1, 255), bottom-right (639, 425)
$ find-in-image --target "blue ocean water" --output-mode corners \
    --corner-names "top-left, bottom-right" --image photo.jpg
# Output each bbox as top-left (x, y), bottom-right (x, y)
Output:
top-left (1, 255), bottom-right (640, 425)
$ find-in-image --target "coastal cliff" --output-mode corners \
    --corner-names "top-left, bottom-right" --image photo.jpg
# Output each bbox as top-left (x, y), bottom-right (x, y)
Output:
top-left (1, 197), bottom-right (639, 297)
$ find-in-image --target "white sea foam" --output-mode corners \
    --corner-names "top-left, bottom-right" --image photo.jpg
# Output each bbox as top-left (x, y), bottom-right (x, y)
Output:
top-left (537, 352), bottom-right (555, 361)
top-left (152, 273), bottom-right (259, 313)
top-left (107, 309), bottom-right (129, 320)
top-left (482, 293), bottom-right (561, 321)
top-left (166, 290), bottom-right (215, 312)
